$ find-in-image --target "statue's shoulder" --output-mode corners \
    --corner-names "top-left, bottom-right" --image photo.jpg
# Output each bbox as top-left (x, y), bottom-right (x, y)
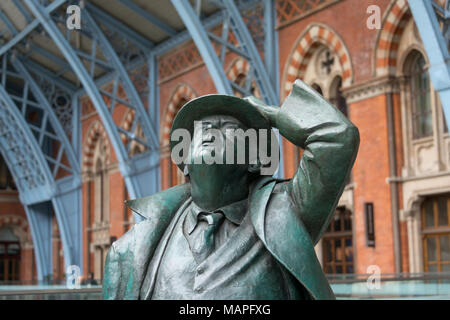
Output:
top-left (251, 176), bottom-right (290, 197)
top-left (125, 183), bottom-right (191, 220)
top-left (109, 224), bottom-right (136, 258)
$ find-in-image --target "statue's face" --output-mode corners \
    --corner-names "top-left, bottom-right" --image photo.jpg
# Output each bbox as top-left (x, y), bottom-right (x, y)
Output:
top-left (189, 114), bottom-right (246, 163)
top-left (186, 114), bottom-right (251, 178)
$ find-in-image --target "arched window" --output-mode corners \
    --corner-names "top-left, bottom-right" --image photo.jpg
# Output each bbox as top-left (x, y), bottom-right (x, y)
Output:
top-left (94, 158), bottom-right (108, 224)
top-left (0, 227), bottom-right (20, 282)
top-left (329, 76), bottom-right (348, 117)
top-left (421, 194), bottom-right (450, 273)
top-left (311, 83), bottom-right (323, 96)
top-left (408, 52), bottom-right (433, 139)
top-left (168, 98), bottom-right (188, 188)
top-left (322, 207), bottom-right (354, 274)
top-left (233, 73), bottom-right (257, 98)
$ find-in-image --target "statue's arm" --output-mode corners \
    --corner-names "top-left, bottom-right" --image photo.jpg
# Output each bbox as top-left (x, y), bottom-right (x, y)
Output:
top-left (254, 79), bottom-right (359, 244)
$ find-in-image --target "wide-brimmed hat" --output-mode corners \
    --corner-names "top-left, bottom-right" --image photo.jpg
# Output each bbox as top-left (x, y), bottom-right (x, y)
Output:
top-left (169, 94), bottom-right (275, 171)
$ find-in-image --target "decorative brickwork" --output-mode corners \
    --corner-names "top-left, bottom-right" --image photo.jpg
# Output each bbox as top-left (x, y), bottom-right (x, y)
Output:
top-left (83, 121), bottom-right (111, 172)
top-left (227, 58), bottom-right (250, 81)
top-left (276, 0), bottom-right (340, 26)
top-left (161, 84), bottom-right (197, 145)
top-left (158, 43), bottom-right (203, 83)
top-left (375, 0), bottom-right (411, 76)
top-left (282, 23), bottom-right (353, 99)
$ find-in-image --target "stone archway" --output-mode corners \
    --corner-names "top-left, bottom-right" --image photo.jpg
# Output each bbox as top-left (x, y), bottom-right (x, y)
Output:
top-left (282, 23), bottom-right (353, 100)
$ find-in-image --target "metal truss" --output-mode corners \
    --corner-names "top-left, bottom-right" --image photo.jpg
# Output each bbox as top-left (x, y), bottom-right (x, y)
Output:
top-left (0, 0), bottom-right (66, 56)
top-left (171, 0), bottom-right (278, 105)
top-left (410, 0), bottom-right (450, 129)
top-left (0, 0), bottom-right (286, 280)
top-left (0, 53), bottom-right (83, 281)
top-left (0, 87), bottom-right (50, 281)
top-left (25, 0), bottom-right (161, 211)
top-left (172, 0), bottom-right (284, 177)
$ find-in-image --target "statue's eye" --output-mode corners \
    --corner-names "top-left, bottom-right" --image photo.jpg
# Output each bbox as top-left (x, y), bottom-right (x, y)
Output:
top-left (223, 123), bottom-right (238, 130)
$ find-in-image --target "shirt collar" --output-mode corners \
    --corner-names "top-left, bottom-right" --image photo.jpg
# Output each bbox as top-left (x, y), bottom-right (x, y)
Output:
top-left (185, 198), bottom-right (248, 235)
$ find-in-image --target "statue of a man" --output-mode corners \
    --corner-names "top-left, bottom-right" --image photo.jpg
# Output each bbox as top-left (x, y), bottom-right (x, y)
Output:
top-left (103, 79), bottom-right (359, 300)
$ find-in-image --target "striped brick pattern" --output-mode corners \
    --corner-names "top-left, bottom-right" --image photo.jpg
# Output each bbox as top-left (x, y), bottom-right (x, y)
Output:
top-left (375, 0), bottom-right (411, 76)
top-left (282, 24), bottom-right (353, 99)
top-left (226, 58), bottom-right (262, 98)
top-left (161, 84), bottom-right (197, 144)
top-left (227, 58), bottom-right (250, 81)
top-left (120, 110), bottom-right (135, 145)
top-left (83, 121), bottom-right (110, 171)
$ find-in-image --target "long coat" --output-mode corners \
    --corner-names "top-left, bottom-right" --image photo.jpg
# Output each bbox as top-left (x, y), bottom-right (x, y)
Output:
top-left (102, 80), bottom-right (360, 300)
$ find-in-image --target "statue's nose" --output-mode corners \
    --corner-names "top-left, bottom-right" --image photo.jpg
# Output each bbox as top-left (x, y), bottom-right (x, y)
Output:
top-left (202, 131), bottom-right (214, 143)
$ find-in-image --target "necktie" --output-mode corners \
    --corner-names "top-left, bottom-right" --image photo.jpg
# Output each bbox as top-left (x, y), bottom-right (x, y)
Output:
top-left (190, 211), bottom-right (224, 264)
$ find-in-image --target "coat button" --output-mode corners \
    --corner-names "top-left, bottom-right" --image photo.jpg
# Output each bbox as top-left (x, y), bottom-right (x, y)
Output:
top-left (197, 267), bottom-right (204, 275)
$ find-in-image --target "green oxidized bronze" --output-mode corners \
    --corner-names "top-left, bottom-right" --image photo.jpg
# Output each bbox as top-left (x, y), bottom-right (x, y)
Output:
top-left (103, 79), bottom-right (360, 300)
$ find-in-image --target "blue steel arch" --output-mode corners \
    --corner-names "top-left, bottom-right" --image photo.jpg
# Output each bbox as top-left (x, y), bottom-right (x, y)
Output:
top-left (0, 0), bottom-right (289, 282)
top-left (0, 52), bottom-right (83, 281)
top-left (25, 0), bottom-right (161, 224)
top-left (0, 85), bottom-right (54, 282)
top-left (171, 0), bottom-right (284, 177)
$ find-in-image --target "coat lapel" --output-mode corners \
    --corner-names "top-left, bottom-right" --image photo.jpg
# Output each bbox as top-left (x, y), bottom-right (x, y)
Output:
top-left (124, 183), bottom-right (191, 299)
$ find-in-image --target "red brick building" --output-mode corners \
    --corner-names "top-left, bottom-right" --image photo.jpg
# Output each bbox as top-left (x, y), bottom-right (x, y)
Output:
top-left (1, 0), bottom-right (449, 283)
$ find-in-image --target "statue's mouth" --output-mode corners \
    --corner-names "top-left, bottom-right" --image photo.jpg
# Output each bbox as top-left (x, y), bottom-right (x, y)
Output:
top-left (201, 137), bottom-right (215, 146)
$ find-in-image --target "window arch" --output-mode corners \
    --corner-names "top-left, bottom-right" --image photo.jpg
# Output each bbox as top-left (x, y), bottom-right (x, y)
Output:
top-left (311, 83), bottom-right (323, 96)
top-left (329, 76), bottom-right (348, 118)
top-left (162, 84), bottom-right (197, 189)
top-left (168, 98), bottom-right (188, 188)
top-left (404, 51), bottom-right (433, 139)
top-left (227, 58), bottom-right (261, 99)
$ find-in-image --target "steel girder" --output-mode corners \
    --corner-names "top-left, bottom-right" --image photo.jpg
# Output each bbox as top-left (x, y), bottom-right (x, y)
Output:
top-left (0, 85), bottom-right (53, 281)
top-left (25, 201), bottom-right (53, 283)
top-left (172, 0), bottom-right (284, 177)
top-left (0, 52), bottom-right (83, 280)
top-left (172, 0), bottom-right (278, 104)
top-left (171, 0), bottom-right (233, 94)
top-left (0, 0), bottom-right (66, 56)
top-left (75, 10), bottom-right (225, 98)
top-left (115, 0), bottom-right (177, 37)
top-left (25, 0), bottom-right (161, 221)
top-left (409, 0), bottom-right (450, 129)
top-left (0, 0), bottom-right (84, 280)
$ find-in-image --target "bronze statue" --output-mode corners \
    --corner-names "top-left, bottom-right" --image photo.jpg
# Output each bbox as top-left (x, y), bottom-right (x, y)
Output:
top-left (103, 79), bottom-right (359, 300)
